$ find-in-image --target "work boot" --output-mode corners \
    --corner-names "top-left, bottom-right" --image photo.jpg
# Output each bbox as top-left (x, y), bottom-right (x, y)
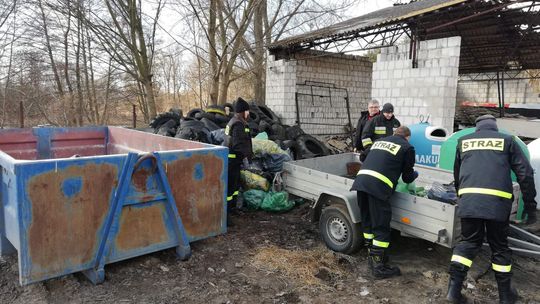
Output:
top-left (446, 278), bottom-right (467, 303)
top-left (369, 247), bottom-right (401, 279)
top-left (496, 275), bottom-right (518, 304)
top-left (364, 239), bottom-right (373, 270)
top-left (447, 262), bottom-right (469, 303)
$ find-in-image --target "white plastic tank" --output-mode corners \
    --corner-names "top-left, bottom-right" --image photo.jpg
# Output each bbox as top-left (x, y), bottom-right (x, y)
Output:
top-left (527, 138), bottom-right (540, 210)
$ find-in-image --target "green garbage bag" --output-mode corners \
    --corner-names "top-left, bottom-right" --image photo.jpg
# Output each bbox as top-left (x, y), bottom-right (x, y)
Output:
top-left (396, 178), bottom-right (426, 197)
top-left (255, 132), bottom-right (269, 140)
top-left (261, 191), bottom-right (295, 212)
top-left (240, 170), bottom-right (270, 191)
top-left (242, 189), bottom-right (267, 210)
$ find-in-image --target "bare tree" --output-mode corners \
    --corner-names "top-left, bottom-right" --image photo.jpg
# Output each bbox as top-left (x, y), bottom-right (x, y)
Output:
top-left (85, 0), bottom-right (164, 121)
top-left (180, 0), bottom-right (362, 105)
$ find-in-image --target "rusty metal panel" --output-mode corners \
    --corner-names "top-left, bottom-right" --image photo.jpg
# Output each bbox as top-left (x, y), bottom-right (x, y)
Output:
top-left (166, 153), bottom-right (227, 239)
top-left (19, 159), bottom-right (122, 284)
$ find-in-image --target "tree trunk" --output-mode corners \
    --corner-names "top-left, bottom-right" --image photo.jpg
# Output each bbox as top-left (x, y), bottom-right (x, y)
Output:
top-left (253, 0), bottom-right (266, 104)
top-left (208, 0), bottom-right (219, 105)
top-left (75, 11), bottom-right (84, 126)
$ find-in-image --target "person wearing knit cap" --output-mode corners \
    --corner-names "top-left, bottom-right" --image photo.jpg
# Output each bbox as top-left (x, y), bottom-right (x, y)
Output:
top-left (222, 97), bottom-right (253, 226)
top-left (446, 114), bottom-right (537, 304)
top-left (359, 102), bottom-right (401, 161)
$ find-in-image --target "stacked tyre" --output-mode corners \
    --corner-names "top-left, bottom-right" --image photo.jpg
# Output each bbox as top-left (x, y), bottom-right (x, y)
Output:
top-left (148, 101), bottom-right (333, 160)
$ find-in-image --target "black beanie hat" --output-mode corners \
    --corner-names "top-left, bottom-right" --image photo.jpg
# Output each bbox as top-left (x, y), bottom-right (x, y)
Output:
top-left (382, 103), bottom-right (394, 113)
top-left (234, 97), bottom-right (250, 113)
top-left (475, 114), bottom-right (498, 131)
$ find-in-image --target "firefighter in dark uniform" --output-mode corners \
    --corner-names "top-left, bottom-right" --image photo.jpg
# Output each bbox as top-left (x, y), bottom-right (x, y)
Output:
top-left (351, 126), bottom-right (418, 279)
top-left (360, 103), bottom-right (401, 161)
top-left (223, 98), bottom-right (253, 223)
top-left (446, 115), bottom-right (537, 304)
top-left (354, 99), bottom-right (380, 153)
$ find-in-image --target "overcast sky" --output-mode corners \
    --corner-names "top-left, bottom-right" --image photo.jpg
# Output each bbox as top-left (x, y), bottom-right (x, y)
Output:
top-left (157, 0), bottom-right (397, 47)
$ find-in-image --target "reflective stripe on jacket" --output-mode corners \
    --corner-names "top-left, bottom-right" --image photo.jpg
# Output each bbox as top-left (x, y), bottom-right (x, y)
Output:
top-left (351, 135), bottom-right (416, 201)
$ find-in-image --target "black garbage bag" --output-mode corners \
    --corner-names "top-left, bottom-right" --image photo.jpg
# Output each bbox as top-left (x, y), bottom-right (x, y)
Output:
top-left (427, 182), bottom-right (458, 204)
top-left (210, 129), bottom-right (225, 145)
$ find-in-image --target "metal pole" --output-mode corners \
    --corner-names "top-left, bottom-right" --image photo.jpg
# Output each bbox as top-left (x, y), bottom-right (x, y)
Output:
top-left (344, 92), bottom-right (353, 144)
top-left (19, 100), bottom-right (24, 128)
top-left (295, 92), bottom-right (301, 126)
top-left (501, 71), bottom-right (505, 118)
top-left (496, 71), bottom-right (503, 118)
top-left (132, 104), bottom-right (137, 128)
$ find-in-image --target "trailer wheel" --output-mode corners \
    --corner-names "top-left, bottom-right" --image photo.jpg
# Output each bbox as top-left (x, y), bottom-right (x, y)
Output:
top-left (319, 204), bottom-right (362, 254)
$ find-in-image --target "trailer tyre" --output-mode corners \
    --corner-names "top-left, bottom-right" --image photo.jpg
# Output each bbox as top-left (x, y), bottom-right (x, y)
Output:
top-left (319, 204), bottom-right (362, 254)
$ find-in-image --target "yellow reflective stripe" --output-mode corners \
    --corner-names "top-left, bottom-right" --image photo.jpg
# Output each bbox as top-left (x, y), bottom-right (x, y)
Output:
top-left (374, 130), bottom-right (386, 135)
top-left (451, 255), bottom-right (473, 267)
top-left (458, 187), bottom-right (512, 199)
top-left (492, 263), bottom-right (512, 272)
top-left (362, 138), bottom-right (373, 145)
top-left (372, 240), bottom-right (389, 248)
top-left (227, 196), bottom-right (234, 201)
top-left (357, 169), bottom-right (393, 188)
top-left (233, 190), bottom-right (239, 196)
top-left (225, 125), bottom-right (230, 135)
top-left (363, 233), bottom-right (374, 240)
top-left (228, 154), bottom-right (236, 158)
top-left (206, 108), bottom-right (226, 116)
top-left (244, 128), bottom-right (250, 133)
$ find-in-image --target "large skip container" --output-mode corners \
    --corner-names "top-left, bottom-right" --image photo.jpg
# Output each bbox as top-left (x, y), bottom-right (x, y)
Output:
top-left (0, 126), bottom-right (228, 285)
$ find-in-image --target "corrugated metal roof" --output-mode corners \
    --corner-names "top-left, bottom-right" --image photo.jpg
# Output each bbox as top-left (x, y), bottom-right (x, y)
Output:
top-left (269, 0), bottom-right (468, 50)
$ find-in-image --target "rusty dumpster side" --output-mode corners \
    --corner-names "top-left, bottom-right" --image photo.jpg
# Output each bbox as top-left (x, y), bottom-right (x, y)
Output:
top-left (0, 126), bottom-right (228, 285)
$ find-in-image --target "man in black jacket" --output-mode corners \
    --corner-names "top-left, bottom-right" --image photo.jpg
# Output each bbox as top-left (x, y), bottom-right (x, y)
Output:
top-left (446, 115), bottom-right (537, 304)
top-left (360, 103), bottom-right (401, 161)
top-left (223, 98), bottom-right (253, 224)
top-left (354, 99), bottom-right (380, 152)
top-left (351, 126), bottom-right (418, 279)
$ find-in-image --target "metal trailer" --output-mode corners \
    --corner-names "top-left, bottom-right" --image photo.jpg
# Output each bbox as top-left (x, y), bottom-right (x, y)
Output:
top-left (282, 153), bottom-right (540, 257)
top-left (0, 127), bottom-right (228, 285)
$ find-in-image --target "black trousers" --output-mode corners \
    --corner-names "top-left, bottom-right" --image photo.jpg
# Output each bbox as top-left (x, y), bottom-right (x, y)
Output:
top-left (227, 158), bottom-right (242, 209)
top-left (358, 191), bottom-right (392, 249)
top-left (450, 218), bottom-right (512, 279)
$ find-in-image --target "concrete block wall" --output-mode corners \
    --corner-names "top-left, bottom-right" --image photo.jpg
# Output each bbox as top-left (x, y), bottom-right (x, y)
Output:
top-left (265, 51), bottom-right (372, 135)
top-left (371, 37), bottom-right (461, 131)
top-left (265, 54), bottom-right (297, 125)
top-left (457, 72), bottom-right (540, 105)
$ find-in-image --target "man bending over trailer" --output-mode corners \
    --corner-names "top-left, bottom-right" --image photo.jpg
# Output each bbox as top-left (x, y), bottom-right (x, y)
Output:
top-left (350, 126), bottom-right (418, 279)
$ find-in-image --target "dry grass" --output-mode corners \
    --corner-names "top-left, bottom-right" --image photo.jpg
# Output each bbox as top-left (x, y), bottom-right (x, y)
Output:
top-left (251, 245), bottom-right (345, 286)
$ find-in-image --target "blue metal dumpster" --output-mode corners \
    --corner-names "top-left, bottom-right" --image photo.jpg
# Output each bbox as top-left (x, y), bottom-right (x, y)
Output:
top-left (0, 126), bottom-right (228, 285)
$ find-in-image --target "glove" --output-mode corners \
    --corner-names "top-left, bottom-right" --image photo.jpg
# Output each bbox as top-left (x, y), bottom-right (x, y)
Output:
top-left (525, 207), bottom-right (537, 225)
top-left (412, 170), bottom-right (419, 180)
top-left (242, 158), bottom-right (249, 169)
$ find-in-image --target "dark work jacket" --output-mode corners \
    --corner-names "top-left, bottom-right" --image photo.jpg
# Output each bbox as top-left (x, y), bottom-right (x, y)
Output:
top-left (454, 126), bottom-right (537, 221)
top-left (223, 116), bottom-right (253, 161)
top-left (354, 111), bottom-right (379, 151)
top-left (351, 135), bottom-right (416, 201)
top-left (361, 114), bottom-right (401, 153)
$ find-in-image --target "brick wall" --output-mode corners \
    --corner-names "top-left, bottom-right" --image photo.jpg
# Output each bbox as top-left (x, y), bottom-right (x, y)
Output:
top-left (265, 51), bottom-right (372, 135)
top-left (371, 37), bottom-right (461, 131)
top-left (458, 72), bottom-right (540, 105)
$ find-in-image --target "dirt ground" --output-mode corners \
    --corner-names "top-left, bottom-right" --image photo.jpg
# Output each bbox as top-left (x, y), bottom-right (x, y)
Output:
top-left (1, 205), bottom-right (539, 304)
